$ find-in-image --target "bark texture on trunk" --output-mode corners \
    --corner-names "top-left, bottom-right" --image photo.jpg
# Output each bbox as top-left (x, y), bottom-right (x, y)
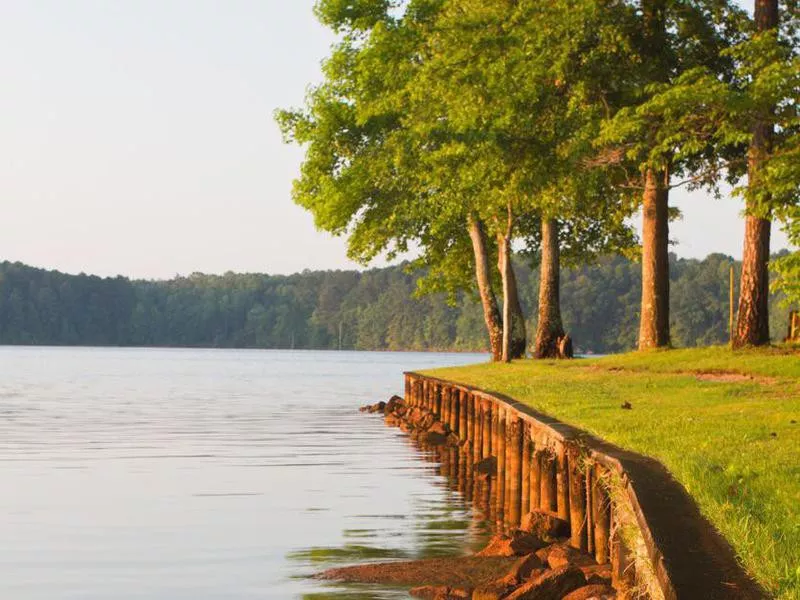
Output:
top-left (534, 219), bottom-right (567, 358)
top-left (497, 231), bottom-right (513, 363)
top-left (507, 261), bottom-right (527, 359)
top-left (638, 168), bottom-right (671, 350)
top-left (468, 215), bottom-right (503, 361)
top-left (734, 0), bottom-right (777, 348)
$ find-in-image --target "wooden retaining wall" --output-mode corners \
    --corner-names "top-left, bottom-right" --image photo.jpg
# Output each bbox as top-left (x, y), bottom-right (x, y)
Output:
top-left (404, 372), bottom-right (767, 600)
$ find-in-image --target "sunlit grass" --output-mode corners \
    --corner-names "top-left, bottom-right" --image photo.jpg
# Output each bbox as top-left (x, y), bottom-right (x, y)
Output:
top-left (425, 345), bottom-right (800, 599)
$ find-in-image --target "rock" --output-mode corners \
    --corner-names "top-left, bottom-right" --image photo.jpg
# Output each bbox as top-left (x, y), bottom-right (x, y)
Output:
top-left (541, 543), bottom-right (597, 570)
top-left (409, 585), bottom-right (471, 599)
top-left (384, 395), bottom-right (404, 415)
top-left (423, 431), bottom-right (450, 446)
top-left (520, 511), bottom-right (570, 539)
top-left (385, 413), bottom-right (402, 427)
top-left (476, 530), bottom-right (545, 557)
top-left (473, 456), bottom-right (498, 476)
top-left (428, 421), bottom-right (450, 436)
top-left (503, 553), bottom-right (545, 584)
top-left (503, 566), bottom-right (586, 600)
top-left (561, 583), bottom-right (617, 600)
top-left (580, 564), bottom-right (613, 586)
top-left (418, 413), bottom-right (437, 430)
top-left (473, 580), bottom-right (514, 600)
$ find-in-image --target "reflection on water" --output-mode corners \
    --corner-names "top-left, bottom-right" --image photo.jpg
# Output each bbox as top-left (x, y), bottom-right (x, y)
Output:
top-left (0, 347), bottom-right (488, 600)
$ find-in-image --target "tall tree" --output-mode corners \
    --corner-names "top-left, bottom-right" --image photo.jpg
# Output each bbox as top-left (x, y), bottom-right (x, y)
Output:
top-left (598, 0), bottom-right (748, 350)
top-left (735, 0), bottom-right (779, 347)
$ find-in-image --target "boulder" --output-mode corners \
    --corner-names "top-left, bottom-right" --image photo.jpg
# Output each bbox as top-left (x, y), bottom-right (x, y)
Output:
top-left (520, 511), bottom-right (570, 540)
top-left (503, 553), bottom-right (545, 584)
top-left (472, 580), bottom-right (514, 600)
top-left (538, 543), bottom-right (597, 570)
top-left (580, 564), bottom-right (613, 586)
top-left (561, 583), bottom-right (617, 600)
top-left (503, 566), bottom-right (586, 600)
top-left (476, 530), bottom-right (545, 557)
top-left (384, 395), bottom-right (404, 415)
top-left (423, 431), bottom-right (450, 446)
top-left (409, 585), bottom-right (471, 599)
top-left (385, 413), bottom-right (402, 427)
top-left (428, 421), bottom-right (450, 436)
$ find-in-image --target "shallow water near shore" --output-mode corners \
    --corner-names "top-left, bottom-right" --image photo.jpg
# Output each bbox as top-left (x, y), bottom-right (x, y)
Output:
top-left (0, 347), bottom-right (490, 599)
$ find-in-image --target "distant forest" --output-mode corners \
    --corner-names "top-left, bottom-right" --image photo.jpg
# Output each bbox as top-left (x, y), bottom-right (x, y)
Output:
top-left (0, 254), bottom-right (792, 354)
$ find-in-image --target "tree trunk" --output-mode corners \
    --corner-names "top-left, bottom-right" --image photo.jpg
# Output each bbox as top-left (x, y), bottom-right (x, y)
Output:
top-left (497, 230), bottom-right (513, 363)
top-left (638, 167), bottom-right (670, 350)
top-left (507, 260), bottom-right (527, 359)
top-left (534, 219), bottom-right (566, 358)
top-left (734, 0), bottom-right (777, 348)
top-left (468, 215), bottom-right (503, 361)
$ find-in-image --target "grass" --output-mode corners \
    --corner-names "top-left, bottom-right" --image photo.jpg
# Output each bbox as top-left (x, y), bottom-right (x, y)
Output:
top-left (424, 346), bottom-right (800, 599)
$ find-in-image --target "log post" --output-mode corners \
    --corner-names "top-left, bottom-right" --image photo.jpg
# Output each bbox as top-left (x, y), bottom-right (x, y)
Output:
top-left (540, 449), bottom-right (558, 513)
top-left (451, 388), bottom-right (460, 433)
top-left (495, 405), bottom-right (507, 522)
top-left (556, 442), bottom-right (570, 521)
top-left (521, 423), bottom-right (531, 516)
top-left (593, 464), bottom-right (611, 564)
top-left (482, 399), bottom-right (492, 459)
top-left (459, 390), bottom-right (468, 441)
top-left (473, 396), bottom-right (483, 462)
top-left (507, 415), bottom-right (523, 528)
top-left (530, 443), bottom-right (542, 511)
top-left (611, 519), bottom-right (636, 592)
top-left (568, 449), bottom-right (588, 552)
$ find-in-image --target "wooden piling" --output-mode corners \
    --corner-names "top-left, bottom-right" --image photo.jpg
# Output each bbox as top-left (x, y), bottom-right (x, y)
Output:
top-left (556, 442), bottom-right (570, 522)
top-left (520, 424), bottom-right (531, 516)
top-left (459, 390), bottom-right (468, 441)
top-left (507, 415), bottom-right (523, 528)
top-left (568, 449), bottom-right (588, 552)
top-left (482, 399), bottom-right (492, 459)
top-left (540, 449), bottom-right (558, 513)
top-left (530, 445), bottom-right (542, 511)
top-left (593, 464), bottom-right (611, 564)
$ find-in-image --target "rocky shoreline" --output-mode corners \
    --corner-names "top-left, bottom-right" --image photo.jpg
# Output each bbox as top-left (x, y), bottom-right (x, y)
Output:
top-left (323, 397), bottom-right (619, 599)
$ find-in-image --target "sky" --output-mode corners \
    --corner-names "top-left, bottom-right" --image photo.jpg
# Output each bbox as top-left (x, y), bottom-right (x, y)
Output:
top-left (0, 1), bottom-right (791, 280)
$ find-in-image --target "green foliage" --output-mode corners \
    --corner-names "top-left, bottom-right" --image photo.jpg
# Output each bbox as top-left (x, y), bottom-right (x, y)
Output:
top-left (0, 254), bottom-right (792, 352)
top-left (773, 208), bottom-right (800, 307)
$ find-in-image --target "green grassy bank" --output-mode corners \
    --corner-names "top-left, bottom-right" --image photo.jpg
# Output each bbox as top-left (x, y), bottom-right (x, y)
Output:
top-left (425, 346), bottom-right (800, 599)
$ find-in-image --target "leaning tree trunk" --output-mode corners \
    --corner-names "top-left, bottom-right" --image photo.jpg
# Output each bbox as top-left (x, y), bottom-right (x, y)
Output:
top-left (497, 231), bottom-right (513, 363)
top-left (534, 219), bottom-right (566, 358)
top-left (638, 167), bottom-right (671, 350)
top-left (734, 0), bottom-right (777, 348)
top-left (468, 215), bottom-right (503, 361)
top-left (506, 259), bottom-right (527, 359)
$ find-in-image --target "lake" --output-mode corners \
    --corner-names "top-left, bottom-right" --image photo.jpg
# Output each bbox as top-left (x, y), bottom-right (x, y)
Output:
top-left (0, 347), bottom-right (490, 599)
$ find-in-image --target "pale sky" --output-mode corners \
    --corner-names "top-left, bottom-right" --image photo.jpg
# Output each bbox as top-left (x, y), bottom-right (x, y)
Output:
top-left (0, 1), bottom-right (790, 280)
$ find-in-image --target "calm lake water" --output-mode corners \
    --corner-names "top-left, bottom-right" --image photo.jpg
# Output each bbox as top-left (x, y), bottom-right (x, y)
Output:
top-left (0, 347), bottom-right (491, 599)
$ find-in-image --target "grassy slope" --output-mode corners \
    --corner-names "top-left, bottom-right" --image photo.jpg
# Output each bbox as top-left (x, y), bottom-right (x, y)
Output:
top-left (425, 346), bottom-right (800, 599)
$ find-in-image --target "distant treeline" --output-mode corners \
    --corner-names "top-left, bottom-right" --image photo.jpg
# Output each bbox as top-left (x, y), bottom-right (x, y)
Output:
top-left (0, 254), bottom-right (791, 354)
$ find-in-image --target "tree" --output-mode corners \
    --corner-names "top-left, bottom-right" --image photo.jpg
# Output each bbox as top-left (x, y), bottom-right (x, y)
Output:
top-left (735, 0), bottom-right (798, 346)
top-left (597, 0), bottom-right (749, 350)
